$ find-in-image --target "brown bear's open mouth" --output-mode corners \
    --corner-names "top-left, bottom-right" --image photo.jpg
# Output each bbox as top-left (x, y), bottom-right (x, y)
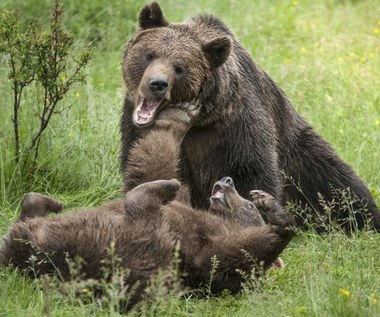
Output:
top-left (133, 96), bottom-right (164, 126)
top-left (210, 183), bottom-right (227, 206)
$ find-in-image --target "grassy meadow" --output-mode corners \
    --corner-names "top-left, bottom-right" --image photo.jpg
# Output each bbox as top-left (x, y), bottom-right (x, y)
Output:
top-left (0, 0), bottom-right (380, 316)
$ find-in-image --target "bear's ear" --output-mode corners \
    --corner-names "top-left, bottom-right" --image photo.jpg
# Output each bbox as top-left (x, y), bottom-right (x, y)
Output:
top-left (139, 2), bottom-right (169, 30)
top-left (202, 36), bottom-right (231, 69)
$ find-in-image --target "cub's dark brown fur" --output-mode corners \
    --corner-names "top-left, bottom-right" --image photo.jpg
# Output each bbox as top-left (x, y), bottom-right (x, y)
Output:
top-left (120, 2), bottom-right (380, 231)
top-left (1, 106), bottom-right (295, 310)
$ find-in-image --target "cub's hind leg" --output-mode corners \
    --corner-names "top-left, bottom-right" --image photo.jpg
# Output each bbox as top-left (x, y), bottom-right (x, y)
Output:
top-left (0, 192), bottom-right (62, 268)
top-left (19, 193), bottom-right (63, 221)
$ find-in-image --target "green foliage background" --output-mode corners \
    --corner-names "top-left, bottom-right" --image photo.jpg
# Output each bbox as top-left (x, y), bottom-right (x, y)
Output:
top-left (0, 0), bottom-right (379, 316)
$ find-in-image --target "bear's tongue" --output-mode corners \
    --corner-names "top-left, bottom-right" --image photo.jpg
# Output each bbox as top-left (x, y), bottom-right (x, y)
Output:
top-left (210, 189), bottom-right (227, 206)
top-left (133, 97), bottom-right (161, 125)
top-left (213, 190), bottom-right (224, 199)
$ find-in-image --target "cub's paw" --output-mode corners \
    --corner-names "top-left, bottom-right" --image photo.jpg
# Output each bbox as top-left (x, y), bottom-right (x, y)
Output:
top-left (250, 190), bottom-right (295, 228)
top-left (175, 100), bottom-right (201, 120)
top-left (271, 257), bottom-right (284, 270)
top-left (250, 190), bottom-right (278, 212)
top-left (155, 100), bottom-right (201, 132)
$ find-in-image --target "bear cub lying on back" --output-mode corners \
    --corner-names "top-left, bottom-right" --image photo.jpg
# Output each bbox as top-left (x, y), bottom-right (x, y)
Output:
top-left (0, 104), bottom-right (295, 310)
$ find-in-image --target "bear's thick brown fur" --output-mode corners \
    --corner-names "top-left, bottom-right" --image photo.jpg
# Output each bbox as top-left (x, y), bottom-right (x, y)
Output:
top-left (0, 105), bottom-right (295, 310)
top-left (120, 2), bottom-right (380, 231)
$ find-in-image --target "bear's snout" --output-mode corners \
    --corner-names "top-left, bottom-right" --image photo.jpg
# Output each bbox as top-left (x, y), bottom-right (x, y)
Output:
top-left (139, 61), bottom-right (174, 102)
top-left (149, 77), bottom-right (168, 95)
top-left (220, 176), bottom-right (234, 188)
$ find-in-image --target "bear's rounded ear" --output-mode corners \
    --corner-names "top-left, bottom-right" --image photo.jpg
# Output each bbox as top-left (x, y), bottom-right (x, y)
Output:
top-left (202, 36), bottom-right (231, 69)
top-left (139, 2), bottom-right (169, 30)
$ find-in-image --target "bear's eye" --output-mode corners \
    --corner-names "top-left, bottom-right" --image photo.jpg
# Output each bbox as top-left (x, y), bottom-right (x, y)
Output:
top-left (146, 52), bottom-right (154, 62)
top-left (174, 66), bottom-right (184, 76)
top-left (246, 203), bottom-right (254, 210)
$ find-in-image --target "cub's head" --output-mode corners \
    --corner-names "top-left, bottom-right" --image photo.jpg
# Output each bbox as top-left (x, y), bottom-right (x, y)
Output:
top-left (122, 2), bottom-right (231, 126)
top-left (208, 177), bottom-right (265, 227)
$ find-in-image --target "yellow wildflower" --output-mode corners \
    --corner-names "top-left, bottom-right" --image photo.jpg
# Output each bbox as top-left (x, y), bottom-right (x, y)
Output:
top-left (368, 52), bottom-right (374, 58)
top-left (284, 58), bottom-right (291, 64)
top-left (75, 92), bottom-right (80, 97)
top-left (371, 294), bottom-right (378, 305)
top-left (340, 288), bottom-right (350, 297)
top-left (360, 56), bottom-right (367, 63)
top-left (82, 288), bottom-right (89, 293)
top-left (376, 120), bottom-right (380, 126)
top-left (373, 28), bottom-right (379, 35)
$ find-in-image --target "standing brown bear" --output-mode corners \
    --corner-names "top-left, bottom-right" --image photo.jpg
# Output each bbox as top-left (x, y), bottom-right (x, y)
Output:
top-left (120, 2), bottom-right (380, 231)
top-left (1, 105), bottom-right (295, 310)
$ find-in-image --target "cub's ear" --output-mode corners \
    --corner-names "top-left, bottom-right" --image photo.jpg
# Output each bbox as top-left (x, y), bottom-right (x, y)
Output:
top-left (139, 2), bottom-right (169, 30)
top-left (202, 36), bottom-right (231, 69)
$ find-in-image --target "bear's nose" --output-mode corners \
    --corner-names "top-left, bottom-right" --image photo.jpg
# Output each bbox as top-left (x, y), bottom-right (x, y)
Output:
top-left (221, 176), bottom-right (234, 187)
top-left (149, 77), bottom-right (168, 95)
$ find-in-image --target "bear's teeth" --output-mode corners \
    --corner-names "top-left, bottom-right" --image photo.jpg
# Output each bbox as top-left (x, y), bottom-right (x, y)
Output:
top-left (133, 96), bottom-right (164, 125)
top-left (143, 99), bottom-right (160, 112)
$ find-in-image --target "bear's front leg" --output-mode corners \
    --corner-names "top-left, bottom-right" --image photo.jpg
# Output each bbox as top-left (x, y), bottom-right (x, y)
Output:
top-left (250, 190), bottom-right (296, 230)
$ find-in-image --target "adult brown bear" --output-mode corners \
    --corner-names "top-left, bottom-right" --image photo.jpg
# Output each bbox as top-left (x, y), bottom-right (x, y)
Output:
top-left (0, 105), bottom-right (295, 310)
top-left (120, 2), bottom-right (380, 231)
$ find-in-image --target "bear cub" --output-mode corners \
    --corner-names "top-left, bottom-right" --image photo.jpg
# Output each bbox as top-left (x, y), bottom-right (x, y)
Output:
top-left (1, 105), bottom-right (295, 310)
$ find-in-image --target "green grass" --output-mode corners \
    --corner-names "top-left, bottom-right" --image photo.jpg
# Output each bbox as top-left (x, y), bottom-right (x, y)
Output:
top-left (1, 0), bottom-right (380, 316)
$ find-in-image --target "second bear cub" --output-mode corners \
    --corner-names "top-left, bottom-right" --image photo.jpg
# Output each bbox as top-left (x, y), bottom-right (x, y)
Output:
top-left (0, 104), bottom-right (295, 309)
